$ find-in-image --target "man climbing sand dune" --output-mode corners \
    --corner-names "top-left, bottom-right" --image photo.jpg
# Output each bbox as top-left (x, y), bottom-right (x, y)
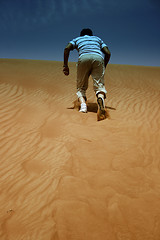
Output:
top-left (63, 28), bottom-right (111, 121)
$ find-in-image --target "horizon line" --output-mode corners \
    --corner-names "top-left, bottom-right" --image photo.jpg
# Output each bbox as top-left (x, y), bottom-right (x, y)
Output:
top-left (0, 58), bottom-right (159, 68)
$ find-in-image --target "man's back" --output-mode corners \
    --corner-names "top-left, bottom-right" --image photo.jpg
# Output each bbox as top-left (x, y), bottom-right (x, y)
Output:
top-left (70, 35), bottom-right (107, 59)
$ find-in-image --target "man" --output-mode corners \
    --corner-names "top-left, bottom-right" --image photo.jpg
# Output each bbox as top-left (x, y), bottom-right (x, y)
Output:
top-left (63, 28), bottom-right (111, 120)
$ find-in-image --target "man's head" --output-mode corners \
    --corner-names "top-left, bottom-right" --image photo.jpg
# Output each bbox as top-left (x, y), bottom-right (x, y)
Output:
top-left (80, 28), bottom-right (93, 36)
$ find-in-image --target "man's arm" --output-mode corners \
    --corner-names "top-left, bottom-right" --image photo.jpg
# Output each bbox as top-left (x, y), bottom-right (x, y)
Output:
top-left (63, 43), bottom-right (73, 76)
top-left (102, 46), bottom-right (111, 68)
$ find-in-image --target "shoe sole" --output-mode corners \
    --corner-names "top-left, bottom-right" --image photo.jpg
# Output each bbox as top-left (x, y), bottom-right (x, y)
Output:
top-left (79, 109), bottom-right (87, 113)
top-left (97, 98), bottom-right (106, 121)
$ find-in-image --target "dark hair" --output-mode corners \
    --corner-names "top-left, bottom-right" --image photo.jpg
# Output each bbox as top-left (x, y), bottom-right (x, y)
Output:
top-left (80, 28), bottom-right (93, 36)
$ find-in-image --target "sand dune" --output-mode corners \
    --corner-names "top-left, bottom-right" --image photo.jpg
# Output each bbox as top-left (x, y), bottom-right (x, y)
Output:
top-left (0, 59), bottom-right (160, 240)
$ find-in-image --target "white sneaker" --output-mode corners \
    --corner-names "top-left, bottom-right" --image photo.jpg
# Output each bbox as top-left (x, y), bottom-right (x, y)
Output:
top-left (79, 103), bottom-right (87, 113)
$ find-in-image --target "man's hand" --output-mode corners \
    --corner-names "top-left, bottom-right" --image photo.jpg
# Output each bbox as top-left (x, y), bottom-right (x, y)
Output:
top-left (63, 65), bottom-right (69, 76)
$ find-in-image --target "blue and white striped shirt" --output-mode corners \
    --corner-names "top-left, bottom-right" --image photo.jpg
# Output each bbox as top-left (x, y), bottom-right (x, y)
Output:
top-left (70, 35), bottom-right (107, 59)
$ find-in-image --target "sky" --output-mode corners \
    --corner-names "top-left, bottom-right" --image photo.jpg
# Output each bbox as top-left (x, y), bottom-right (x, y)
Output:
top-left (0, 0), bottom-right (160, 66)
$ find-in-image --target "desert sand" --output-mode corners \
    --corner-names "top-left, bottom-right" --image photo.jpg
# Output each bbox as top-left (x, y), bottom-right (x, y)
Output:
top-left (0, 59), bottom-right (160, 240)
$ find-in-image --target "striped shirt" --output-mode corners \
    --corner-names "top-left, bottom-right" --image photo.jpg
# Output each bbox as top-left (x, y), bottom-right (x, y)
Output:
top-left (70, 35), bottom-right (107, 59)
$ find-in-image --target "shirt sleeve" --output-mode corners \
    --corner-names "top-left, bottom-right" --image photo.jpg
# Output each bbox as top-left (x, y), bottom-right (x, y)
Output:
top-left (69, 38), bottom-right (76, 49)
top-left (100, 39), bottom-right (107, 49)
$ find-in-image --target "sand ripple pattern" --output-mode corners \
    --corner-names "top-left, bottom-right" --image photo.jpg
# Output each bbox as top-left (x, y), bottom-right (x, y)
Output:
top-left (0, 60), bottom-right (160, 240)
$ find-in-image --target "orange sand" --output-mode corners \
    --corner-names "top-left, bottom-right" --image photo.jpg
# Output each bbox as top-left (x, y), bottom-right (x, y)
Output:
top-left (0, 59), bottom-right (160, 240)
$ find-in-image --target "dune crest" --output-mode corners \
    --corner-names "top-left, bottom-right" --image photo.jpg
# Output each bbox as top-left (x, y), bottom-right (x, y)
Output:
top-left (0, 59), bottom-right (160, 240)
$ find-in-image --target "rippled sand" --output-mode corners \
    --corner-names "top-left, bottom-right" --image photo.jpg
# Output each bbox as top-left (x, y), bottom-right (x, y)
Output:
top-left (0, 59), bottom-right (160, 240)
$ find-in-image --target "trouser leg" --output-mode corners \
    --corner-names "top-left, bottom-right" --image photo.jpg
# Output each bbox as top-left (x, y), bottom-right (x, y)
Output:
top-left (91, 56), bottom-right (107, 99)
top-left (76, 57), bottom-right (92, 100)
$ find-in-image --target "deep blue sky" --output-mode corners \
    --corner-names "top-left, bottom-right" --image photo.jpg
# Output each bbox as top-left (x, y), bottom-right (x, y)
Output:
top-left (0, 0), bottom-right (160, 66)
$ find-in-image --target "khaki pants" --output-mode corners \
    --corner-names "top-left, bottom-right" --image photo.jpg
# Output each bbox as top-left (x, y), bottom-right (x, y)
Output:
top-left (76, 54), bottom-right (107, 99)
